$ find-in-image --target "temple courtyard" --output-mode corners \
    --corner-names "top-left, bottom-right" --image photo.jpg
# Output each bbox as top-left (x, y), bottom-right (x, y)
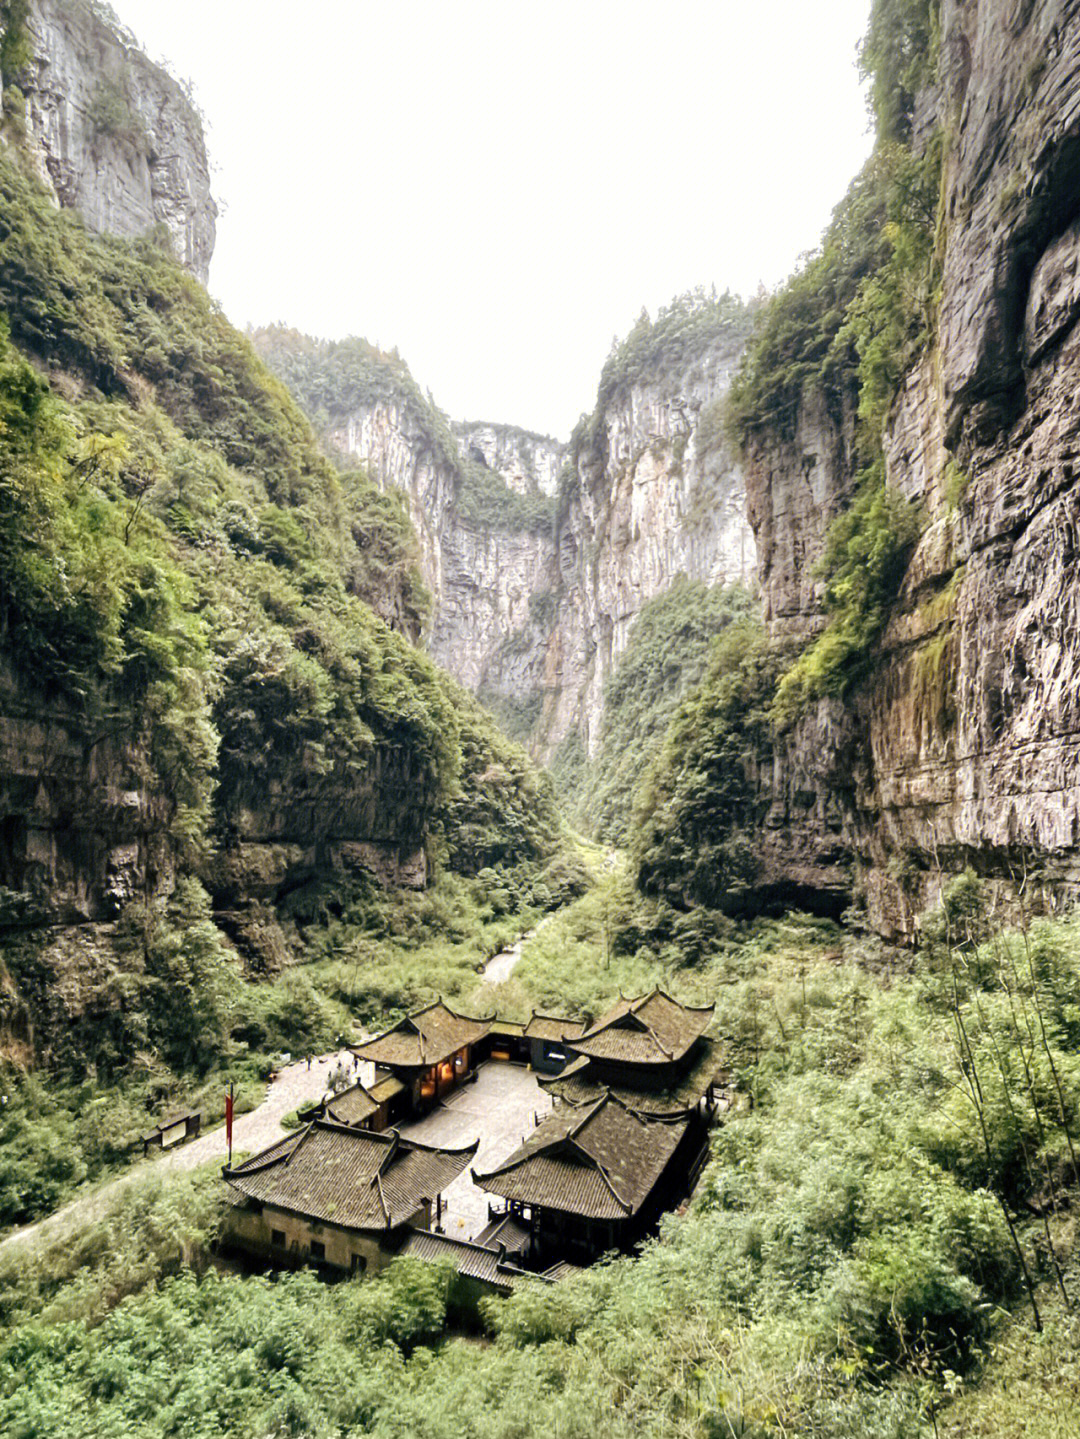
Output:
top-left (387, 1062), bottom-right (552, 1241)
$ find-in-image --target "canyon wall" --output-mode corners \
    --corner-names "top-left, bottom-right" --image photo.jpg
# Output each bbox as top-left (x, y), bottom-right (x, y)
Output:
top-left (547, 319), bottom-right (756, 751)
top-left (741, 0), bottom-right (1080, 936)
top-left (298, 308), bottom-right (757, 756)
top-left (452, 420), bottom-right (563, 497)
top-left (0, 1), bottom-right (221, 937)
top-left (324, 400), bottom-right (561, 711)
top-left (5, 0), bottom-right (216, 281)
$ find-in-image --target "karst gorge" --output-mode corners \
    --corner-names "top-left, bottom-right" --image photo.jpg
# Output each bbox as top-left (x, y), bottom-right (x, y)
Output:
top-left (2, 0), bottom-right (1080, 1434)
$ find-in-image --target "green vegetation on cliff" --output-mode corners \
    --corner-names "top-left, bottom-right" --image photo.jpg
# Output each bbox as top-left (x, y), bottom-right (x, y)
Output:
top-left (564, 578), bottom-right (755, 845)
top-left (572, 288), bottom-right (752, 465)
top-left (251, 326), bottom-right (555, 533)
top-left (724, 0), bottom-right (942, 722)
top-left (0, 147), bottom-right (563, 860)
top-left (771, 463), bottom-right (924, 725)
top-left (631, 615), bottom-right (779, 909)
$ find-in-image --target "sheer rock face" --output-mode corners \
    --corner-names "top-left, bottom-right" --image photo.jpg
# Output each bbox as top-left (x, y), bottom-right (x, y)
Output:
top-left (326, 331), bottom-right (756, 757)
top-left (12, 0), bottom-right (216, 282)
top-left (325, 401), bottom-right (561, 707)
top-left (452, 421), bottom-right (564, 497)
top-left (740, 0), bottom-right (1080, 937)
top-left (0, 663), bottom-right (175, 927)
top-left (548, 331), bottom-right (756, 752)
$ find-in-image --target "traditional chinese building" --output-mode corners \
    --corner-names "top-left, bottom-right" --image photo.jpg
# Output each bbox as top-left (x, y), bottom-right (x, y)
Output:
top-left (399, 1229), bottom-right (549, 1302)
top-left (540, 989), bottom-right (721, 1114)
top-left (301, 1067), bottom-right (408, 1131)
top-left (350, 1000), bottom-right (493, 1116)
top-left (473, 1092), bottom-right (694, 1263)
top-left (221, 1118), bottom-right (477, 1273)
top-left (522, 1013), bottom-right (588, 1073)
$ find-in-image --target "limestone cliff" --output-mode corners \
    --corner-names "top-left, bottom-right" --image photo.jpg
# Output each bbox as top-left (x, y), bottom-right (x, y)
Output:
top-left (738, 0), bottom-right (1080, 936)
top-left (255, 299), bottom-right (757, 757)
top-left (321, 394), bottom-right (561, 718)
top-left (3, 0), bottom-right (216, 281)
top-left (452, 420), bottom-right (563, 498)
top-left (545, 302), bottom-right (756, 752)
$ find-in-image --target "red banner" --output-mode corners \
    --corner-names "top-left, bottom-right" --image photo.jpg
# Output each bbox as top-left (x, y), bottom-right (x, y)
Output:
top-left (225, 1089), bottom-right (234, 1152)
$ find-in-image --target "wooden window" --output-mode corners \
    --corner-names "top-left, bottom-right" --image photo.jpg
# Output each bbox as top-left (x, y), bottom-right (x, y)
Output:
top-left (270, 1229), bottom-right (285, 1247)
top-left (310, 1240), bottom-right (326, 1261)
top-left (351, 1253), bottom-right (367, 1273)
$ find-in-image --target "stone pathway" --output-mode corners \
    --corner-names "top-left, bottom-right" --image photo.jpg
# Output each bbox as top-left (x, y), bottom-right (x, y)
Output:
top-left (481, 915), bottom-right (551, 987)
top-left (399, 1062), bottom-right (550, 1240)
top-left (0, 1049), bottom-right (355, 1259)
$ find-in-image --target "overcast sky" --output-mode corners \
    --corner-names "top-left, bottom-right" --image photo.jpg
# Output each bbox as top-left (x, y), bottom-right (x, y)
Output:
top-left (113, 1), bottom-right (874, 439)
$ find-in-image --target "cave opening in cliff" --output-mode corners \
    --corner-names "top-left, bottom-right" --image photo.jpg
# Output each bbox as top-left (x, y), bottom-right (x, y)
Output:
top-left (724, 882), bottom-right (851, 923)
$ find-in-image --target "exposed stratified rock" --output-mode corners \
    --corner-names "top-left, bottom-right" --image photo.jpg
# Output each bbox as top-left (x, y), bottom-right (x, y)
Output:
top-left (452, 420), bottom-right (564, 497)
top-left (325, 399), bottom-right (560, 719)
top-left (294, 313), bottom-right (757, 758)
top-left (549, 324), bottom-right (757, 751)
top-left (739, 0), bottom-right (1080, 937)
top-left (0, 662), bottom-right (174, 926)
top-left (11, 0), bottom-right (216, 282)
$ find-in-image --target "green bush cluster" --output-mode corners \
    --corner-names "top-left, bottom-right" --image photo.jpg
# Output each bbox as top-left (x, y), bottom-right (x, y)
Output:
top-left (630, 615), bottom-right (779, 910)
top-left (87, 75), bottom-right (147, 153)
top-left (574, 578), bottom-right (755, 843)
top-left (435, 679), bottom-right (563, 875)
top-left (726, 158), bottom-right (891, 447)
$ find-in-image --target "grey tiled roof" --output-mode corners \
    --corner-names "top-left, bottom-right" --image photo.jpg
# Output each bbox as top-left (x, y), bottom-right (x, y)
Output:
top-left (473, 1094), bottom-right (688, 1220)
top-left (223, 1121), bottom-right (476, 1231)
top-left (351, 1001), bottom-right (493, 1069)
top-left (324, 1082), bottom-right (379, 1126)
top-left (566, 990), bottom-right (713, 1066)
top-left (541, 1259), bottom-right (586, 1282)
top-left (475, 1211), bottom-right (532, 1253)
top-left (369, 1070), bottom-right (406, 1103)
top-left (399, 1229), bottom-right (549, 1293)
top-left (540, 1037), bottom-right (723, 1114)
top-left (523, 1013), bottom-right (588, 1043)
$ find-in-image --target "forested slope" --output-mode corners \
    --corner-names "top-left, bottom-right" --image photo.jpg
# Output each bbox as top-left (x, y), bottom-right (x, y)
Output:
top-left (0, 7), bottom-right (569, 1224)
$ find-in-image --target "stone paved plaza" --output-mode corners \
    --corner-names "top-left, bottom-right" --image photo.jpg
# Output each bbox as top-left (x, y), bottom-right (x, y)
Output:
top-left (399, 1062), bottom-right (552, 1240)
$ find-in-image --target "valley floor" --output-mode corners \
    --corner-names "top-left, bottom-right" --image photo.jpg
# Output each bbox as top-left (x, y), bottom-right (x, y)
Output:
top-left (0, 1048), bottom-right (354, 1259)
top-left (3, 875), bottom-right (1080, 1438)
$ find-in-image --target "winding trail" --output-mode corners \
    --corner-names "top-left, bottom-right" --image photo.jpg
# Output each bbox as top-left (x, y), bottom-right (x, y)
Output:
top-left (480, 916), bottom-right (551, 987)
top-left (0, 1048), bottom-right (354, 1259)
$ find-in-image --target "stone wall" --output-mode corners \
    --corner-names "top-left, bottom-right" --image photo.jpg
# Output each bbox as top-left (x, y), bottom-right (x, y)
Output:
top-left (223, 1202), bottom-right (407, 1274)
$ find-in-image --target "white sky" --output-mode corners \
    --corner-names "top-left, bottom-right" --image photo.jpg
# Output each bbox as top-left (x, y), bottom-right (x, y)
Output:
top-left (112, 1), bottom-right (874, 439)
